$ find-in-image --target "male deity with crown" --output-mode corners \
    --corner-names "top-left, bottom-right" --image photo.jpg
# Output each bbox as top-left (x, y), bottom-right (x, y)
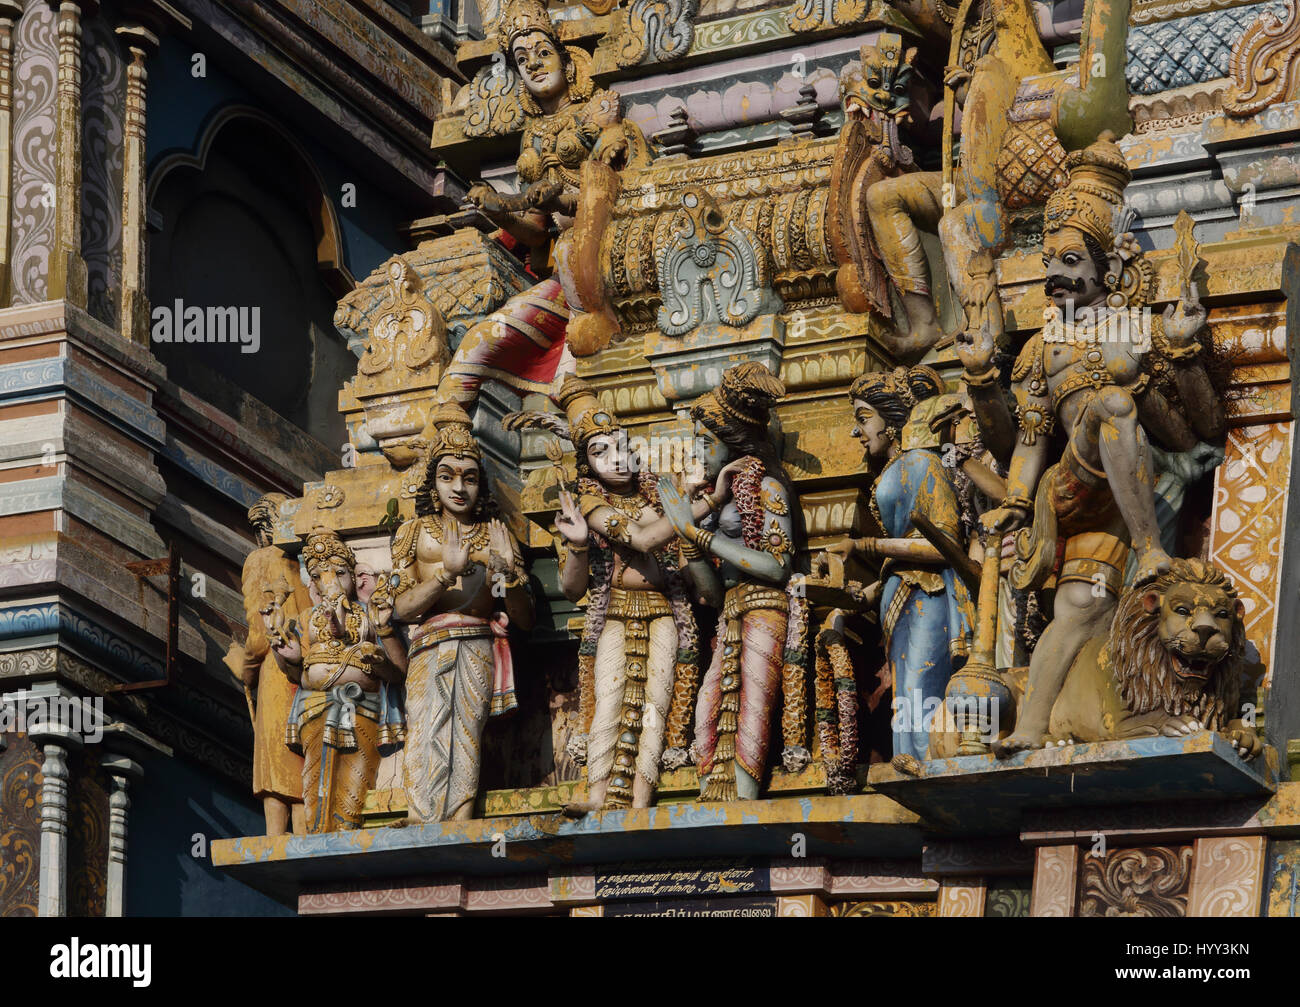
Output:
top-left (390, 404), bottom-right (535, 823)
top-left (959, 132), bottom-right (1225, 756)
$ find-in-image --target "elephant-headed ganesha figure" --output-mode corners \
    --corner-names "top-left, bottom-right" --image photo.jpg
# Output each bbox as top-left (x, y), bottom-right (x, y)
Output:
top-left (435, 0), bottom-right (651, 410)
top-left (264, 528), bottom-right (407, 833)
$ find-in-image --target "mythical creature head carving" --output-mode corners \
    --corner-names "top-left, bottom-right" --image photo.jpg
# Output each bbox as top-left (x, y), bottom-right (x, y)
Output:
top-left (840, 33), bottom-right (918, 122)
top-left (1109, 557), bottom-right (1247, 732)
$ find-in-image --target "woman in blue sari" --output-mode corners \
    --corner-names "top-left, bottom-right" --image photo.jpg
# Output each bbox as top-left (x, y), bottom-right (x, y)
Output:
top-left (830, 367), bottom-right (976, 762)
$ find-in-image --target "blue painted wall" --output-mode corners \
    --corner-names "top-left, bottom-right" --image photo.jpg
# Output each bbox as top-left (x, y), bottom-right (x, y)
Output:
top-left (127, 752), bottom-right (294, 916)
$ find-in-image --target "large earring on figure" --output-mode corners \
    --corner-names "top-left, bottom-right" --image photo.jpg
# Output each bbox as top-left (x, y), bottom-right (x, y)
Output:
top-left (884, 426), bottom-right (900, 444)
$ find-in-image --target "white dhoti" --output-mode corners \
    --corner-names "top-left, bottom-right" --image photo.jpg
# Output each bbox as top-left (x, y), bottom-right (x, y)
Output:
top-left (586, 588), bottom-right (677, 804)
top-left (404, 613), bottom-right (515, 822)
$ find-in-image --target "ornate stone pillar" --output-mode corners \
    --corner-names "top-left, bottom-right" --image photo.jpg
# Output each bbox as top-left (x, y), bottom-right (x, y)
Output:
top-left (46, 0), bottom-right (94, 308)
top-left (114, 21), bottom-right (155, 344)
top-left (100, 753), bottom-right (141, 916)
top-left (0, 1), bottom-right (23, 309)
top-left (29, 716), bottom-right (83, 918)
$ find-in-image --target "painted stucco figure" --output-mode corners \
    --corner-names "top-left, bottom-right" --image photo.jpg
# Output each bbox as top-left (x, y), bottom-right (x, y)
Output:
top-left (506, 377), bottom-right (713, 811)
top-left (828, 367), bottom-right (976, 760)
top-left (659, 362), bottom-right (811, 801)
top-left (842, 0), bottom-right (1132, 353)
top-left (437, 0), bottom-right (650, 409)
top-left (264, 528), bottom-right (406, 833)
top-left (225, 493), bottom-right (308, 835)
top-left (390, 403), bottom-right (535, 822)
top-left (958, 133), bottom-right (1226, 756)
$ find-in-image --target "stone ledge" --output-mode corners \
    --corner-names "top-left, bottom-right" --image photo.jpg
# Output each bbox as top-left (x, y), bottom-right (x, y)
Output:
top-left (869, 732), bottom-right (1279, 836)
top-left (211, 793), bottom-right (923, 905)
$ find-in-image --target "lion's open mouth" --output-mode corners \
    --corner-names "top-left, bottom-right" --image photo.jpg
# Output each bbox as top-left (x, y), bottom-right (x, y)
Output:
top-left (1170, 650), bottom-right (1214, 680)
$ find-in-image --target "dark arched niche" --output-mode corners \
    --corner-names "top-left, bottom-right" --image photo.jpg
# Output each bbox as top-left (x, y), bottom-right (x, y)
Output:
top-left (148, 109), bottom-right (355, 449)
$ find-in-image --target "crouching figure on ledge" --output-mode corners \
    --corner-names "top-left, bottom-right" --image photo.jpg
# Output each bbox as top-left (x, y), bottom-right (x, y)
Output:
top-left (390, 403), bottom-right (534, 823)
top-left (264, 528), bottom-right (406, 833)
top-left (829, 367), bottom-right (976, 763)
top-left (659, 362), bottom-right (811, 802)
top-left (506, 376), bottom-right (714, 813)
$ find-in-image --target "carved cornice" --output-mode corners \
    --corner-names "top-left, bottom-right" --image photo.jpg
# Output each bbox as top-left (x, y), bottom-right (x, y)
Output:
top-left (600, 138), bottom-right (837, 329)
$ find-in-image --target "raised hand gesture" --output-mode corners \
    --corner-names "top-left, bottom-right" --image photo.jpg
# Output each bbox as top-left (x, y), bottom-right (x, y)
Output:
top-left (488, 518), bottom-right (515, 576)
top-left (657, 477), bottom-right (697, 540)
top-left (1162, 279), bottom-right (1207, 350)
top-left (555, 489), bottom-right (589, 546)
top-left (442, 521), bottom-right (470, 578)
top-left (957, 315), bottom-right (997, 376)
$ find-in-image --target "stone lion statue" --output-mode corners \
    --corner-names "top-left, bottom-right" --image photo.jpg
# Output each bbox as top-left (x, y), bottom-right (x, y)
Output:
top-left (1045, 558), bottom-right (1262, 759)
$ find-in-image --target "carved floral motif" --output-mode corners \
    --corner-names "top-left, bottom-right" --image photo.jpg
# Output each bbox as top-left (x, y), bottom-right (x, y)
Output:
top-left (1079, 846), bottom-right (1194, 917)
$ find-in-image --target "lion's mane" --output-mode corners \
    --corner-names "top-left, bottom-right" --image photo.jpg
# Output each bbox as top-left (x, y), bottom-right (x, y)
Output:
top-left (1108, 557), bottom-right (1244, 730)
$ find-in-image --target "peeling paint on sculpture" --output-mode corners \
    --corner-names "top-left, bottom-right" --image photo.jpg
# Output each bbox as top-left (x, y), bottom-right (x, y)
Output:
top-left (828, 367), bottom-right (976, 762)
top-left (955, 133), bottom-right (1228, 758)
top-left (389, 404), bottom-right (534, 823)
top-left (505, 377), bottom-right (707, 811)
top-left (439, 0), bottom-right (651, 408)
top-left (659, 362), bottom-right (811, 801)
top-left (264, 528), bottom-right (406, 834)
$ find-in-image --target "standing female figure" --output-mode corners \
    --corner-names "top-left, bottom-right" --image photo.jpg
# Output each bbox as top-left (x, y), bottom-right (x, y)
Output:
top-left (829, 367), bottom-right (976, 760)
top-left (660, 362), bottom-right (810, 802)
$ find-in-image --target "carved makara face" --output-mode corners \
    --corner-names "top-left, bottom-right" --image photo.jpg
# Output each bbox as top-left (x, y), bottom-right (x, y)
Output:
top-left (512, 31), bottom-right (566, 105)
top-left (435, 456), bottom-right (481, 520)
top-left (692, 420), bottom-right (731, 482)
top-left (842, 42), bottom-right (914, 120)
top-left (586, 431), bottom-right (638, 488)
top-left (1145, 582), bottom-right (1241, 681)
top-left (851, 398), bottom-right (892, 459)
top-left (311, 558), bottom-right (355, 606)
top-left (1043, 229), bottom-right (1108, 314)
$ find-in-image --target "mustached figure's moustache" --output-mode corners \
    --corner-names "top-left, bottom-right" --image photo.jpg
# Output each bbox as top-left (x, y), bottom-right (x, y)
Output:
top-left (1045, 274), bottom-right (1086, 295)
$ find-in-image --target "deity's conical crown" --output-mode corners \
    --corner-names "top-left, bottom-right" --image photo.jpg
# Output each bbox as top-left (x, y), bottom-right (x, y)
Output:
top-left (428, 401), bottom-right (481, 463)
top-left (303, 526), bottom-right (356, 575)
top-left (495, 0), bottom-right (558, 52)
top-left (1042, 130), bottom-right (1132, 250)
top-left (556, 375), bottom-right (620, 451)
